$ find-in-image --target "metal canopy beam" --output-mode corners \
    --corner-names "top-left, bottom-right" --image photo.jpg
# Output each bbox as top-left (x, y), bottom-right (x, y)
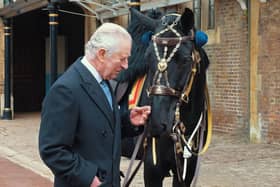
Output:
top-left (0, 0), bottom-right (48, 18)
top-left (141, 0), bottom-right (191, 11)
top-left (69, 0), bottom-right (191, 21)
top-left (0, 0), bottom-right (191, 19)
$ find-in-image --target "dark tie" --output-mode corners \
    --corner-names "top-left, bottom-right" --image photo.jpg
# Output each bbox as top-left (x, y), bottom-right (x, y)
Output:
top-left (100, 80), bottom-right (113, 109)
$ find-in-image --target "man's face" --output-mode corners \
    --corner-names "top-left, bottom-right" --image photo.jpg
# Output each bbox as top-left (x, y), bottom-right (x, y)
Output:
top-left (102, 40), bottom-right (131, 80)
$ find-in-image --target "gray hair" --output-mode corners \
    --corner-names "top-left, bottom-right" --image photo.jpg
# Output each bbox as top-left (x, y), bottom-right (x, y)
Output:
top-left (85, 23), bottom-right (132, 58)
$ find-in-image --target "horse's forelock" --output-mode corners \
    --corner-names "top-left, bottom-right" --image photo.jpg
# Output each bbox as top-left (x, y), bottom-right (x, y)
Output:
top-left (180, 8), bottom-right (195, 35)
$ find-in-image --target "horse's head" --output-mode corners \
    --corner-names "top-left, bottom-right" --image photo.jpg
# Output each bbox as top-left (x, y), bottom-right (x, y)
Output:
top-left (142, 8), bottom-right (207, 136)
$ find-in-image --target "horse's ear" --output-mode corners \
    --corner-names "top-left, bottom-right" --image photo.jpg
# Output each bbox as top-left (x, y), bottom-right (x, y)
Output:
top-left (180, 8), bottom-right (194, 34)
top-left (130, 8), bottom-right (159, 31)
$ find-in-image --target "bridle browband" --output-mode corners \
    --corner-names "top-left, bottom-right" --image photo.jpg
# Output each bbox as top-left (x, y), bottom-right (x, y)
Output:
top-left (152, 35), bottom-right (194, 46)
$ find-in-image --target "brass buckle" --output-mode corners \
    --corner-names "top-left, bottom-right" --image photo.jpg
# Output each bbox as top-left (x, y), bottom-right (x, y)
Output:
top-left (181, 94), bottom-right (189, 103)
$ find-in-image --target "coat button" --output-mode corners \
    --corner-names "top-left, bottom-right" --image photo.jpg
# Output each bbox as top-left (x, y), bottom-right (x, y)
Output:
top-left (101, 130), bottom-right (107, 137)
top-left (97, 169), bottom-right (107, 182)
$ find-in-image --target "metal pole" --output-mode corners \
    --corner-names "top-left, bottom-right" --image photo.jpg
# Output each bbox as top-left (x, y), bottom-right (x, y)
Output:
top-left (208, 0), bottom-right (215, 29)
top-left (2, 18), bottom-right (12, 120)
top-left (130, 0), bottom-right (140, 10)
top-left (193, 0), bottom-right (201, 29)
top-left (48, 2), bottom-right (58, 85)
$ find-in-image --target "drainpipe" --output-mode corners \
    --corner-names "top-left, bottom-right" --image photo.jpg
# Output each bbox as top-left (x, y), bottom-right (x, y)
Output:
top-left (248, 0), bottom-right (253, 142)
top-left (2, 18), bottom-right (12, 120)
top-left (208, 0), bottom-right (215, 29)
top-left (48, 2), bottom-right (58, 85)
top-left (193, 0), bottom-right (201, 29)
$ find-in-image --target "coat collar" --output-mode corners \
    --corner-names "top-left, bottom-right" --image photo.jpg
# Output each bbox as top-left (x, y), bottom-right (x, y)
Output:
top-left (73, 59), bottom-right (115, 129)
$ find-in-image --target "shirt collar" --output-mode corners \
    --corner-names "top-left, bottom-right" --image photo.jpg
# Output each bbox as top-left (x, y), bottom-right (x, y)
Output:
top-left (81, 56), bottom-right (103, 84)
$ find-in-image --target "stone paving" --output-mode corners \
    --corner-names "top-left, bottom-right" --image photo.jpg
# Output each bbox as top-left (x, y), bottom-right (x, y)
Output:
top-left (0, 112), bottom-right (280, 187)
top-left (0, 156), bottom-right (52, 187)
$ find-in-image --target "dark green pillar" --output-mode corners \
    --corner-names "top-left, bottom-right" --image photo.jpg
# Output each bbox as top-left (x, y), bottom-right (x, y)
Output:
top-left (48, 2), bottom-right (59, 85)
top-left (2, 19), bottom-right (12, 120)
top-left (129, 0), bottom-right (140, 10)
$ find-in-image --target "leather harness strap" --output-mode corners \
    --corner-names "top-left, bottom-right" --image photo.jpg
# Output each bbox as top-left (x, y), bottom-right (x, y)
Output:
top-left (152, 35), bottom-right (193, 46)
top-left (122, 128), bottom-right (147, 187)
top-left (147, 85), bottom-right (181, 97)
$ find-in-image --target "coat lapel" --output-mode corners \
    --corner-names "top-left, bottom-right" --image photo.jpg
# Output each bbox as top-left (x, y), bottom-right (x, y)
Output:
top-left (73, 61), bottom-right (115, 129)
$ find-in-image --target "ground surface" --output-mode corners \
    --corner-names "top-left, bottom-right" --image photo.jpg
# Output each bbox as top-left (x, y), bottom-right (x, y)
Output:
top-left (0, 112), bottom-right (279, 187)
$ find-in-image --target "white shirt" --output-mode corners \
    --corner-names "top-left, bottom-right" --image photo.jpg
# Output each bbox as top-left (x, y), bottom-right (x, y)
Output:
top-left (81, 56), bottom-right (102, 84)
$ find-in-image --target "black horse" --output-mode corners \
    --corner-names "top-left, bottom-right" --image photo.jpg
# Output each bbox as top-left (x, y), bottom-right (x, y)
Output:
top-left (117, 8), bottom-right (211, 187)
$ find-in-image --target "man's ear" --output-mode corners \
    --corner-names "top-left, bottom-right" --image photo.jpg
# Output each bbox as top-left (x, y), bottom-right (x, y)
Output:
top-left (96, 48), bottom-right (107, 62)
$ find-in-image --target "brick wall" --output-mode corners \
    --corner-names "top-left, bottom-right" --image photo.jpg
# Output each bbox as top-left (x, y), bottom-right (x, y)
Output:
top-left (258, 1), bottom-right (280, 143)
top-left (206, 0), bottom-right (280, 143)
top-left (206, 0), bottom-right (249, 136)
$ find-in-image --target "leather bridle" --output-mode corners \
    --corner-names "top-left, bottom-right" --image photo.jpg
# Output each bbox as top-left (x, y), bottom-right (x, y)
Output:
top-left (145, 14), bottom-right (203, 184)
top-left (146, 18), bottom-right (199, 107)
top-left (123, 14), bottom-right (209, 187)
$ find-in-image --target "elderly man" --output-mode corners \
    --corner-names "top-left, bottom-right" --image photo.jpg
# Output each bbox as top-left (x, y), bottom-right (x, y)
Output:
top-left (39, 23), bottom-right (151, 187)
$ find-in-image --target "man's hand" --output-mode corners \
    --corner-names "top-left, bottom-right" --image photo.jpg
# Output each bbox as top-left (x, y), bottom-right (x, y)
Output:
top-left (91, 176), bottom-right (101, 187)
top-left (130, 106), bottom-right (151, 126)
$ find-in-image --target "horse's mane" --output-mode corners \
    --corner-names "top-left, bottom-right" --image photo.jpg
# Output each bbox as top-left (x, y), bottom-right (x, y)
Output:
top-left (116, 9), bottom-right (162, 83)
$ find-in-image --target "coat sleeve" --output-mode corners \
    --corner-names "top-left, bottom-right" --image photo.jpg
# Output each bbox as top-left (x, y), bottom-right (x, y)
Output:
top-left (39, 84), bottom-right (97, 187)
